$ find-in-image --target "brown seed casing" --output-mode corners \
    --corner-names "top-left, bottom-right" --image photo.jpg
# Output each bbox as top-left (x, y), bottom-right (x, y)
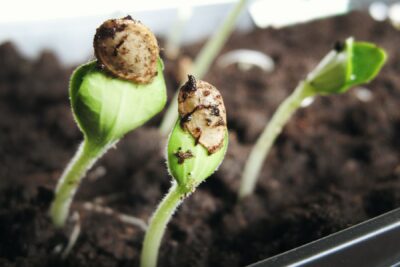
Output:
top-left (178, 75), bottom-right (227, 154)
top-left (93, 16), bottom-right (159, 84)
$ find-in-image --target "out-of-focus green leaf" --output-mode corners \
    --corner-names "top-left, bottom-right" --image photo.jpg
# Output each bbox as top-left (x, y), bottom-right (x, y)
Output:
top-left (307, 38), bottom-right (387, 95)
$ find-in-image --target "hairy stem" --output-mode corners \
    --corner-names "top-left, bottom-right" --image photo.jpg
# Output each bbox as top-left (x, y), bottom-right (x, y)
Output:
top-left (159, 0), bottom-right (247, 136)
top-left (239, 81), bottom-right (314, 198)
top-left (50, 141), bottom-right (107, 227)
top-left (140, 182), bottom-right (184, 267)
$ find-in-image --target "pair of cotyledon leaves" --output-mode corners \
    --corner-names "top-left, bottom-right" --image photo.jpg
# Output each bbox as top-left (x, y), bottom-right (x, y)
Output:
top-left (70, 38), bottom-right (386, 191)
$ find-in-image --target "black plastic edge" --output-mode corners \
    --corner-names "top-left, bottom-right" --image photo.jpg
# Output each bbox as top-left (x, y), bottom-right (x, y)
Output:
top-left (248, 207), bottom-right (400, 267)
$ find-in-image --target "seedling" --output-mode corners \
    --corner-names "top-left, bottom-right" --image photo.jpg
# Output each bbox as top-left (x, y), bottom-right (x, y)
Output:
top-left (159, 0), bottom-right (247, 135)
top-left (239, 38), bottom-right (387, 198)
top-left (50, 17), bottom-right (167, 227)
top-left (140, 76), bottom-right (228, 267)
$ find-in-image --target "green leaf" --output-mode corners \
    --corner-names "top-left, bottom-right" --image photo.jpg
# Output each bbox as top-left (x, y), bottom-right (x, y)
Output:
top-left (346, 41), bottom-right (387, 88)
top-left (167, 121), bottom-right (228, 193)
top-left (307, 38), bottom-right (387, 95)
top-left (70, 58), bottom-right (167, 147)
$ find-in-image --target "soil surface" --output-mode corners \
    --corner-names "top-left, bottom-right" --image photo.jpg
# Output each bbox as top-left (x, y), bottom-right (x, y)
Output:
top-left (1, 12), bottom-right (400, 267)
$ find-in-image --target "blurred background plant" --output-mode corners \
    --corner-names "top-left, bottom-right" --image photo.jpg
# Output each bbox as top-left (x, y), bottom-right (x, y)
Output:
top-left (1, 0), bottom-right (399, 66)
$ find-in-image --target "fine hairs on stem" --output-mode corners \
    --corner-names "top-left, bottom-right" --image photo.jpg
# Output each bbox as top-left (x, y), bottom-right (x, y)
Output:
top-left (239, 38), bottom-right (387, 198)
top-left (50, 141), bottom-right (110, 226)
top-left (50, 17), bottom-right (167, 227)
top-left (159, 0), bottom-right (247, 136)
top-left (141, 76), bottom-right (228, 267)
top-left (140, 182), bottom-right (182, 267)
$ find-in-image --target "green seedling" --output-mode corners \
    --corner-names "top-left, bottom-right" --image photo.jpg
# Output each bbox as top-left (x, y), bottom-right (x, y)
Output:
top-left (239, 38), bottom-right (387, 198)
top-left (159, 0), bottom-right (247, 135)
top-left (141, 76), bottom-right (228, 267)
top-left (50, 17), bottom-right (167, 227)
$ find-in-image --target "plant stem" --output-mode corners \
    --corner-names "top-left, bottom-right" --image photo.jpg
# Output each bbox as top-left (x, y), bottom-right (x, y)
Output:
top-left (239, 81), bottom-right (314, 198)
top-left (50, 141), bottom-right (106, 227)
top-left (165, 4), bottom-right (192, 60)
top-left (159, 0), bottom-right (247, 136)
top-left (192, 0), bottom-right (247, 79)
top-left (140, 182), bottom-right (184, 267)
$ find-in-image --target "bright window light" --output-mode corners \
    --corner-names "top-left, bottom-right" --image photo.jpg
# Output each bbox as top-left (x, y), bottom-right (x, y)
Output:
top-left (0, 0), bottom-right (235, 23)
top-left (369, 2), bottom-right (388, 21)
top-left (249, 0), bottom-right (349, 28)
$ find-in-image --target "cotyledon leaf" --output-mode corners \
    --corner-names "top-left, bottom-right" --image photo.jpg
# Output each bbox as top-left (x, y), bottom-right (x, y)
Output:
top-left (307, 38), bottom-right (387, 95)
top-left (70, 58), bottom-right (167, 146)
top-left (167, 121), bottom-right (228, 193)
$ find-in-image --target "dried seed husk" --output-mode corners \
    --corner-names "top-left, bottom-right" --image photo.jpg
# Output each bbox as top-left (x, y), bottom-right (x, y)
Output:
top-left (178, 76), bottom-right (227, 154)
top-left (94, 16), bottom-right (159, 84)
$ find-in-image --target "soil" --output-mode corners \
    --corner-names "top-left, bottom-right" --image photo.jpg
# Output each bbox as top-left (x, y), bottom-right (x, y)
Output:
top-left (1, 11), bottom-right (400, 267)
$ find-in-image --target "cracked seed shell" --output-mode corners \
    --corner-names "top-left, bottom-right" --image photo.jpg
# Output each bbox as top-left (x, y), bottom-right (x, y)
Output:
top-left (94, 16), bottom-right (159, 84)
top-left (178, 75), bottom-right (227, 154)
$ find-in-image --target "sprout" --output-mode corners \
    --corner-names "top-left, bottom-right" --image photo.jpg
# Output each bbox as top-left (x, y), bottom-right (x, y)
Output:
top-left (239, 38), bottom-right (387, 198)
top-left (140, 76), bottom-right (228, 267)
top-left (50, 16), bottom-right (167, 227)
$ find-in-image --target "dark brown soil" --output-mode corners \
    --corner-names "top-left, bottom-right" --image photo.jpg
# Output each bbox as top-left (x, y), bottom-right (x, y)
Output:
top-left (1, 11), bottom-right (400, 267)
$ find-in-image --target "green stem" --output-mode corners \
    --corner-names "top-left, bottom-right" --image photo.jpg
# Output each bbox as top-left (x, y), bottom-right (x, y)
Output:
top-left (165, 4), bottom-right (192, 60)
top-left (239, 81), bottom-right (314, 198)
top-left (191, 0), bottom-right (247, 79)
top-left (159, 0), bottom-right (247, 136)
top-left (159, 91), bottom-right (180, 136)
top-left (140, 182), bottom-right (184, 267)
top-left (50, 140), bottom-right (107, 227)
